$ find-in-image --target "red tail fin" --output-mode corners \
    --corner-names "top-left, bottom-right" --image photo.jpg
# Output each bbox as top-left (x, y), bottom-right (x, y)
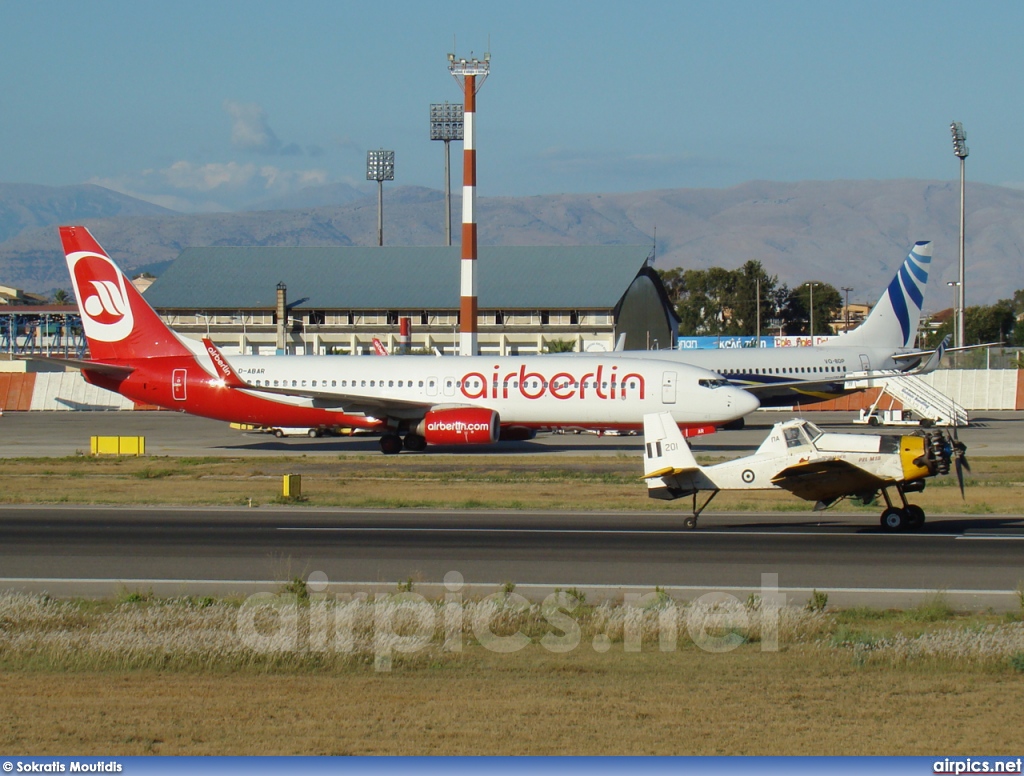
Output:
top-left (60, 226), bottom-right (192, 362)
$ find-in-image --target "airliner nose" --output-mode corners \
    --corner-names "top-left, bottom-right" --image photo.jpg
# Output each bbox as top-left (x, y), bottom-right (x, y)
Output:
top-left (731, 387), bottom-right (760, 419)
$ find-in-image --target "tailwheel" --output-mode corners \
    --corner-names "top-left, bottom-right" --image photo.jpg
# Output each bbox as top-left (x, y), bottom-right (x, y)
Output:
top-left (683, 516), bottom-right (698, 530)
top-left (905, 504), bottom-right (926, 530)
top-left (379, 433), bottom-right (403, 455)
top-left (880, 507), bottom-right (906, 531)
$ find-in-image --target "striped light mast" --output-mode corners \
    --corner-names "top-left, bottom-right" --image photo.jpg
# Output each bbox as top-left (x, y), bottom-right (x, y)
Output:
top-left (448, 49), bottom-right (490, 356)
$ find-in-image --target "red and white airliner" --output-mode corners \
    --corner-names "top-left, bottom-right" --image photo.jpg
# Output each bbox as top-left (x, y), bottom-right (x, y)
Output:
top-left (60, 226), bottom-right (759, 454)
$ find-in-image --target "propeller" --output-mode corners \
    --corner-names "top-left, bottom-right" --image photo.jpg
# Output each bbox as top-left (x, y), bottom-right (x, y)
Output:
top-left (949, 425), bottom-right (970, 499)
top-left (924, 427), bottom-right (970, 498)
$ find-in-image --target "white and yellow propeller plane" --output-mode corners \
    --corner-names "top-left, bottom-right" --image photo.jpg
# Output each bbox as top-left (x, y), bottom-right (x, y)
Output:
top-left (642, 412), bottom-right (968, 531)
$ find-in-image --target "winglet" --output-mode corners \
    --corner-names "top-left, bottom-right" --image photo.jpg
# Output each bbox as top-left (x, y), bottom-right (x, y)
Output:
top-left (642, 412), bottom-right (701, 479)
top-left (372, 338), bottom-right (389, 356)
top-left (202, 338), bottom-right (248, 388)
top-left (911, 334), bottom-right (950, 375)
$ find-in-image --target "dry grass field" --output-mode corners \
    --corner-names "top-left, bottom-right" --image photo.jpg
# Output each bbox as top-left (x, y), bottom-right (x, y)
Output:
top-left (4, 650), bottom-right (1024, 755)
top-left (1, 589), bottom-right (1023, 755)
top-left (0, 452), bottom-right (1021, 513)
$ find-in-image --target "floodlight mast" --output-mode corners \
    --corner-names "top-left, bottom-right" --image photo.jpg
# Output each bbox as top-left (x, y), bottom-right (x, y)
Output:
top-left (366, 149), bottom-right (395, 247)
top-left (951, 121), bottom-right (968, 351)
top-left (449, 50), bottom-right (490, 356)
top-left (804, 282), bottom-right (819, 337)
top-left (430, 102), bottom-right (464, 247)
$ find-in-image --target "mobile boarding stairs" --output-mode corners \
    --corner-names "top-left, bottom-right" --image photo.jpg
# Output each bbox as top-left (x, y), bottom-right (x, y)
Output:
top-left (847, 372), bottom-right (969, 428)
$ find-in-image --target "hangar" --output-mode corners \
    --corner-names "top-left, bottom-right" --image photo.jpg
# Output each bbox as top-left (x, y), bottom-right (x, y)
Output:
top-left (143, 245), bottom-right (679, 356)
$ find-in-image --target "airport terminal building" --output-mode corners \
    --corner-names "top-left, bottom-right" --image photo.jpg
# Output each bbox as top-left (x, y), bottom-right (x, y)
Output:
top-left (142, 245), bottom-right (679, 356)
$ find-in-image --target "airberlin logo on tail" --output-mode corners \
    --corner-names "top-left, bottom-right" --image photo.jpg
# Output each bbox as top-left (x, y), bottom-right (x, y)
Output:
top-left (206, 342), bottom-right (235, 381)
top-left (69, 251), bottom-right (135, 343)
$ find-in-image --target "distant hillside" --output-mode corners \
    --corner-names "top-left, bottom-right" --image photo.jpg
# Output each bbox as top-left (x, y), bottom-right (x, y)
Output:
top-left (3, 179), bottom-right (1023, 307)
top-left (241, 181), bottom-right (369, 211)
top-left (0, 183), bottom-right (174, 245)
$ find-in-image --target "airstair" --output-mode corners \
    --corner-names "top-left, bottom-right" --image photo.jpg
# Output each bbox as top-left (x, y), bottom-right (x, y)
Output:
top-left (847, 372), bottom-right (968, 427)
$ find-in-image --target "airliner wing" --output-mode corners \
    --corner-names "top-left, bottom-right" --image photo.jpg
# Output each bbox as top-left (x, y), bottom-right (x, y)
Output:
top-left (233, 382), bottom-right (432, 415)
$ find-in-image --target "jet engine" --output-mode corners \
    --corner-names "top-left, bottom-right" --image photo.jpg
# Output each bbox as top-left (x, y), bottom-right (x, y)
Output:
top-left (415, 407), bottom-right (500, 445)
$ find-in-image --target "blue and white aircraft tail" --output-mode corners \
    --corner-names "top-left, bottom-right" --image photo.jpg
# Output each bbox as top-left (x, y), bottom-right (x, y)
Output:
top-left (837, 241), bottom-right (932, 350)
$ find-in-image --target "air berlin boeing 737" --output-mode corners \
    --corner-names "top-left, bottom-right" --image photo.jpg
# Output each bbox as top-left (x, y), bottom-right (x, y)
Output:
top-left (60, 226), bottom-right (758, 454)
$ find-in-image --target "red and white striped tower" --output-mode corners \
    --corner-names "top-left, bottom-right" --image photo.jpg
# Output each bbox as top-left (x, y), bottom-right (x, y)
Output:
top-left (448, 51), bottom-right (490, 356)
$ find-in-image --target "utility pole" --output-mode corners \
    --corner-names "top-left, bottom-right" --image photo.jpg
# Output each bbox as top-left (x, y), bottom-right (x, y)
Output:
top-left (841, 286), bottom-right (853, 332)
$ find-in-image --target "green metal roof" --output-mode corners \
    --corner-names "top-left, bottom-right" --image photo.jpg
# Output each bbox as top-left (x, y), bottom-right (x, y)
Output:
top-left (143, 245), bottom-right (652, 310)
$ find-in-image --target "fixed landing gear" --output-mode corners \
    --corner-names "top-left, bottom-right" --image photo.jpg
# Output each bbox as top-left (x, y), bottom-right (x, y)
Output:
top-left (877, 485), bottom-right (926, 531)
top-left (678, 491), bottom-right (719, 530)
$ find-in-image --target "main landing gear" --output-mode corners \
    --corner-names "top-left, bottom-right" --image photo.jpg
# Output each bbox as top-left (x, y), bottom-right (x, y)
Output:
top-left (877, 484), bottom-right (926, 531)
top-left (379, 432), bottom-right (427, 455)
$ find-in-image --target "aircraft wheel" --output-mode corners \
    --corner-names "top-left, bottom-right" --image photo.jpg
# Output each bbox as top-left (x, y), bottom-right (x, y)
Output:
top-left (880, 507), bottom-right (906, 531)
top-left (308, 428), bottom-right (320, 438)
top-left (905, 504), bottom-right (926, 529)
top-left (684, 516), bottom-right (698, 530)
top-left (403, 433), bottom-right (427, 452)
top-left (273, 429), bottom-right (284, 438)
top-left (379, 434), bottom-right (403, 455)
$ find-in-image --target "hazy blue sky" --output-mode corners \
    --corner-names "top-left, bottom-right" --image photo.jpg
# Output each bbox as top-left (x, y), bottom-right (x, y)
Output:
top-left (1, 0), bottom-right (1018, 211)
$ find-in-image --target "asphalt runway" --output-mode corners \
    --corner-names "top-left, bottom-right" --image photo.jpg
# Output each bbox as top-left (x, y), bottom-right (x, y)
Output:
top-left (2, 410), bottom-right (1023, 608)
top-left (2, 505), bottom-right (1022, 609)
top-left (2, 409), bottom-right (1023, 457)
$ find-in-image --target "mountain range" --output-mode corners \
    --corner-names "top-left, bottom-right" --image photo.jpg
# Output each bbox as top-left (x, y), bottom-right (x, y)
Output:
top-left (2, 179), bottom-right (1022, 309)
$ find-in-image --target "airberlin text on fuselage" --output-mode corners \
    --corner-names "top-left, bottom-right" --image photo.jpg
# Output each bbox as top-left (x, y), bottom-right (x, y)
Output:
top-left (460, 364), bottom-right (645, 401)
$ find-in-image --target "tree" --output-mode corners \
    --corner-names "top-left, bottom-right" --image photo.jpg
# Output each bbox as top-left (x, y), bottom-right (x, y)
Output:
top-left (657, 268), bottom-right (687, 306)
top-left (727, 261), bottom-right (779, 336)
top-left (52, 289), bottom-right (70, 305)
top-left (544, 339), bottom-right (577, 353)
top-left (964, 301), bottom-right (1016, 346)
top-left (658, 264), bottom-right (781, 336)
top-left (784, 282), bottom-right (843, 336)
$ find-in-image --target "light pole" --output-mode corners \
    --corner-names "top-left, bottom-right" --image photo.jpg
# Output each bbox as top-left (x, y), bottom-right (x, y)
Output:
top-left (430, 103), bottom-right (464, 246)
top-left (449, 49), bottom-right (490, 356)
top-left (366, 149), bottom-right (395, 247)
top-left (841, 286), bottom-right (853, 332)
top-left (805, 282), bottom-right (819, 338)
top-left (951, 121), bottom-right (969, 351)
top-left (947, 280), bottom-right (960, 358)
